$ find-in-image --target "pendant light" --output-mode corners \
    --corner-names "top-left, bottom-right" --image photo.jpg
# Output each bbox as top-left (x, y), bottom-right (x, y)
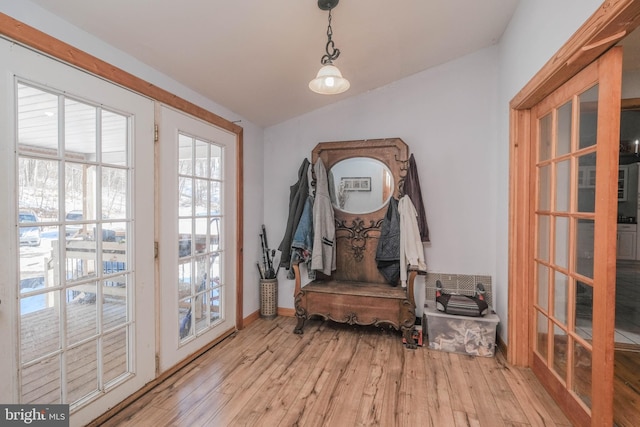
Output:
top-left (309, 0), bottom-right (350, 95)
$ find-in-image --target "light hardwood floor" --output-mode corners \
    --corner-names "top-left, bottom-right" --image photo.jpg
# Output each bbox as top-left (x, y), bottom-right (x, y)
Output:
top-left (100, 316), bottom-right (571, 427)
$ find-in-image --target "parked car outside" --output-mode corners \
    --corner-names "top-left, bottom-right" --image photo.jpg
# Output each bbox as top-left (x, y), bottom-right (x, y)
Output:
top-left (65, 210), bottom-right (83, 238)
top-left (19, 210), bottom-right (41, 246)
top-left (65, 210), bottom-right (123, 241)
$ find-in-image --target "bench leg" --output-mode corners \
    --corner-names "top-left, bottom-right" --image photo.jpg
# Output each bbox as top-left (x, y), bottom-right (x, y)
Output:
top-left (294, 315), bottom-right (306, 334)
top-left (402, 326), bottom-right (417, 350)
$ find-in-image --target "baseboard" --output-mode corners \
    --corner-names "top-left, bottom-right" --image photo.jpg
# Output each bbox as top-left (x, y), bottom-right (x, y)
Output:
top-left (278, 307), bottom-right (295, 317)
top-left (496, 333), bottom-right (508, 358)
top-left (243, 309), bottom-right (261, 327)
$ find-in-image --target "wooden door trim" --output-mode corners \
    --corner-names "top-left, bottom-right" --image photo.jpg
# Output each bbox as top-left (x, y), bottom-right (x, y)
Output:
top-left (0, 12), bottom-right (245, 329)
top-left (590, 47), bottom-right (623, 426)
top-left (510, 0), bottom-right (640, 110)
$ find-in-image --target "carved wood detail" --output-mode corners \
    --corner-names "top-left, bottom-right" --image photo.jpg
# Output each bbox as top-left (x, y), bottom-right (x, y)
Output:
top-left (334, 218), bottom-right (383, 262)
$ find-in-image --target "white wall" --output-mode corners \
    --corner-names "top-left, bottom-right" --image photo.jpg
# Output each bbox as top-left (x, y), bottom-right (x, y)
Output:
top-left (265, 47), bottom-right (500, 317)
top-left (0, 1), bottom-right (266, 316)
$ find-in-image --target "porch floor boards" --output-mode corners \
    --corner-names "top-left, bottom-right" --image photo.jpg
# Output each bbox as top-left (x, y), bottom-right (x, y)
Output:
top-left (20, 299), bottom-right (128, 404)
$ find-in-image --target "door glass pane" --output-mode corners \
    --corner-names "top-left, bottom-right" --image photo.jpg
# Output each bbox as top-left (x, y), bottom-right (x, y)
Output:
top-left (575, 281), bottom-right (593, 340)
top-left (67, 283), bottom-right (98, 345)
top-left (537, 263), bottom-right (549, 312)
top-left (573, 341), bottom-right (593, 408)
top-left (555, 217), bottom-right (569, 269)
top-left (17, 82), bottom-right (134, 407)
top-left (539, 164), bottom-right (551, 211)
top-left (66, 162), bottom-right (97, 222)
top-left (577, 153), bottom-right (596, 213)
top-left (194, 140), bottom-right (209, 178)
top-left (578, 85), bottom-right (598, 149)
top-left (536, 310), bottom-right (549, 362)
top-left (552, 324), bottom-right (568, 382)
top-left (556, 160), bottom-right (570, 212)
top-left (20, 291), bottom-right (60, 364)
top-left (102, 167), bottom-right (127, 220)
top-left (19, 157), bottom-right (60, 221)
top-left (178, 135), bottom-right (193, 174)
top-left (554, 271), bottom-right (568, 324)
top-left (66, 239), bottom-right (97, 283)
top-left (209, 286), bottom-right (222, 323)
top-left (539, 113), bottom-right (553, 161)
top-left (104, 328), bottom-right (128, 385)
top-left (179, 297), bottom-right (193, 340)
top-left (211, 144), bottom-right (222, 180)
top-left (104, 274), bottom-right (128, 327)
top-left (211, 181), bottom-right (222, 216)
top-left (576, 219), bottom-right (594, 278)
top-left (18, 84), bottom-right (59, 154)
top-left (21, 356), bottom-right (61, 404)
top-left (557, 101), bottom-right (572, 156)
top-left (102, 110), bottom-right (128, 166)
top-left (65, 99), bottom-right (96, 156)
top-left (67, 341), bottom-right (98, 404)
top-left (537, 215), bottom-right (550, 261)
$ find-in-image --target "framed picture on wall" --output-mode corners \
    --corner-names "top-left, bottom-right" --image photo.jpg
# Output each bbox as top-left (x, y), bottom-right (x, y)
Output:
top-left (341, 177), bottom-right (371, 191)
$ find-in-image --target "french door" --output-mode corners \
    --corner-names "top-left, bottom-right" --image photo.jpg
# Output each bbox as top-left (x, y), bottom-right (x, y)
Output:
top-left (157, 105), bottom-right (237, 372)
top-left (0, 40), bottom-right (155, 426)
top-left (529, 48), bottom-right (621, 425)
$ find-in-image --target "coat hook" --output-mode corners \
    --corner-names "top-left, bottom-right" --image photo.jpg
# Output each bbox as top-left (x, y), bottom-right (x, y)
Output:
top-left (395, 155), bottom-right (409, 170)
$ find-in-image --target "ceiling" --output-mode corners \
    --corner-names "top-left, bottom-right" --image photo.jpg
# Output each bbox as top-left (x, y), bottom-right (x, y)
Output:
top-left (27, 0), bottom-right (520, 128)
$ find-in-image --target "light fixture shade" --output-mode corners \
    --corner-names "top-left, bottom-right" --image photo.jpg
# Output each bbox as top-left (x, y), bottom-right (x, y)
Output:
top-left (309, 64), bottom-right (350, 95)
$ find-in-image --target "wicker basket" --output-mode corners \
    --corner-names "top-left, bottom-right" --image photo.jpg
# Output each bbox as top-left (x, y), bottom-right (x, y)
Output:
top-left (259, 278), bottom-right (278, 319)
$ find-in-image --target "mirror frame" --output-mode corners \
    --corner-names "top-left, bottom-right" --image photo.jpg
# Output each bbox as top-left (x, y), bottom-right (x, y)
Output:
top-left (311, 138), bottom-right (409, 283)
top-left (312, 138), bottom-right (408, 214)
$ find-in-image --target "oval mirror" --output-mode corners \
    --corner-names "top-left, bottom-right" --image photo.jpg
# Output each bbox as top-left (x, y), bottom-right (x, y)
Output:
top-left (328, 157), bottom-right (394, 214)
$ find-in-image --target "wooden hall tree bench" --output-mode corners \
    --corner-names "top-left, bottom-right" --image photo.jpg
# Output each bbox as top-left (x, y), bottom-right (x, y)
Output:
top-left (291, 138), bottom-right (420, 349)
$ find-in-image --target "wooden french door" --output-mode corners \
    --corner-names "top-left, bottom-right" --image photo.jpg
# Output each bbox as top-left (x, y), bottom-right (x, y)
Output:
top-left (529, 47), bottom-right (622, 425)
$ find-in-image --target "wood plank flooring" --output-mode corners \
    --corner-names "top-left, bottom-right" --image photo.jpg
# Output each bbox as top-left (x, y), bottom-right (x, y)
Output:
top-left (614, 348), bottom-right (640, 427)
top-left (101, 316), bottom-right (572, 427)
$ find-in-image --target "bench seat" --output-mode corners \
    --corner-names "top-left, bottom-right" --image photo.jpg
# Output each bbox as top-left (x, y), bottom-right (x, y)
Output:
top-left (292, 264), bottom-right (418, 348)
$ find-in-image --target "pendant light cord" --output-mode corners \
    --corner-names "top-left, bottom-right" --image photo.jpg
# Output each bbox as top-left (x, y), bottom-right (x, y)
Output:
top-left (321, 9), bottom-right (341, 65)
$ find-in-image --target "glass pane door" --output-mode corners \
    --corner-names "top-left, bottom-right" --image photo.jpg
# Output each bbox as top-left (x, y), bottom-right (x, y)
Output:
top-left (531, 48), bottom-right (622, 424)
top-left (17, 82), bottom-right (133, 406)
top-left (158, 105), bottom-right (237, 372)
top-left (534, 85), bottom-right (599, 408)
top-left (0, 39), bottom-right (155, 426)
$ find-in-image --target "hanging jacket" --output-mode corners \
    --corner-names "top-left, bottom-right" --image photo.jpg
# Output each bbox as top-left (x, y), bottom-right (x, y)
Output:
top-left (278, 158), bottom-right (310, 268)
top-left (289, 196), bottom-right (315, 279)
top-left (399, 195), bottom-right (427, 286)
top-left (311, 158), bottom-right (336, 275)
top-left (403, 153), bottom-right (430, 242)
top-left (375, 197), bottom-right (400, 285)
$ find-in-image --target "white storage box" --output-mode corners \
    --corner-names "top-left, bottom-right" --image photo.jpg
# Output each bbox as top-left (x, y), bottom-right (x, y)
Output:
top-left (423, 306), bottom-right (499, 357)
